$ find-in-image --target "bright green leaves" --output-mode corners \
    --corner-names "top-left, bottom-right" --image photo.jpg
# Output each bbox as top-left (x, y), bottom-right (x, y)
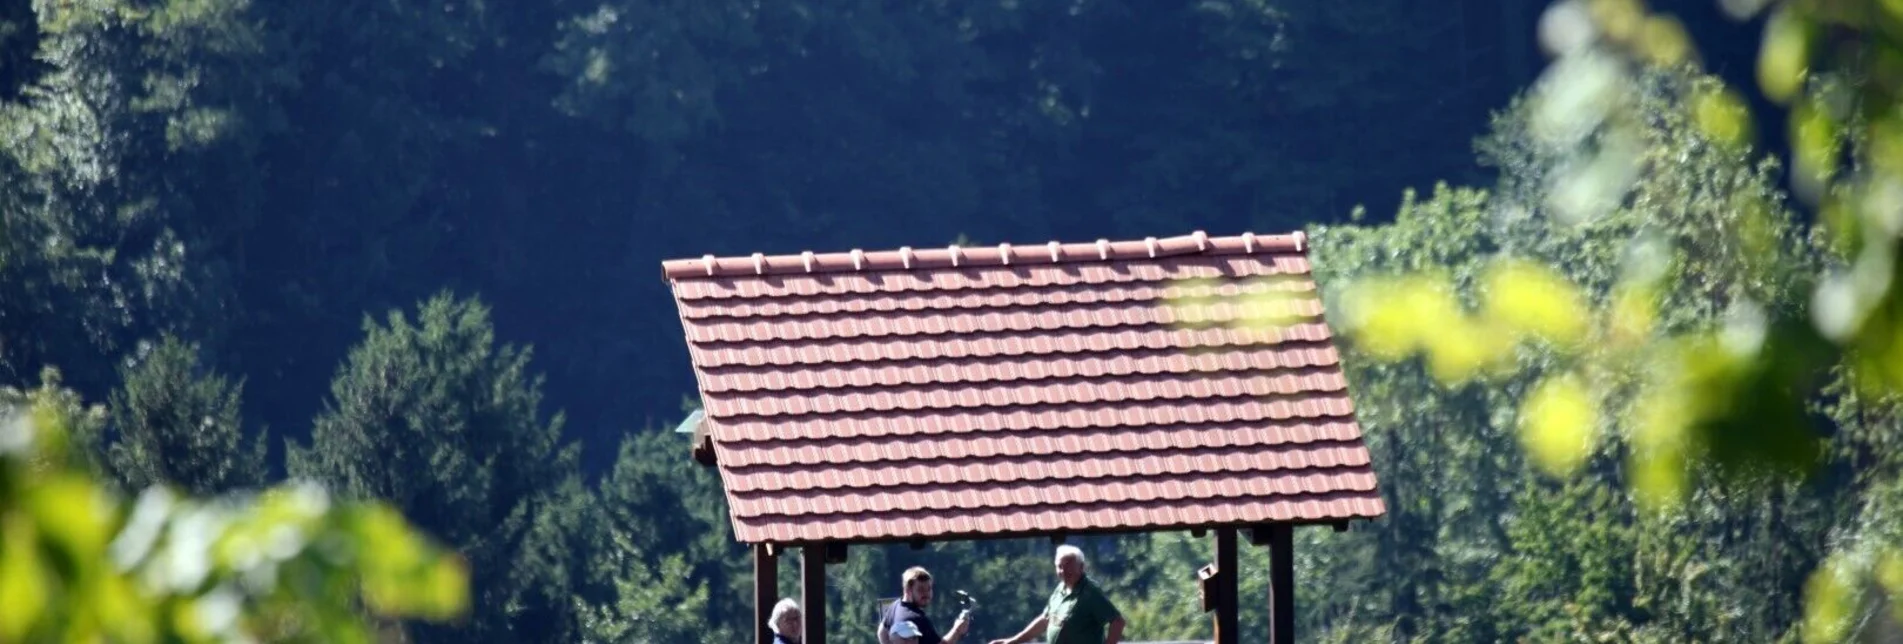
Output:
top-left (1341, 257), bottom-right (1591, 387)
top-left (1803, 553), bottom-right (1857, 644)
top-left (1692, 84), bottom-right (1752, 149)
top-left (1165, 276), bottom-right (1317, 335)
top-left (1485, 258), bottom-right (1590, 348)
top-left (0, 375), bottom-right (470, 642)
top-left (28, 473), bottom-right (114, 561)
top-left (1789, 98), bottom-right (1841, 196)
top-left (1879, 551), bottom-right (1903, 623)
top-left (1581, 0), bottom-right (1693, 67)
top-left (1813, 180), bottom-right (1903, 398)
top-left (1622, 320), bottom-right (1829, 511)
top-left (1635, 14), bottom-right (1692, 67)
top-left (1519, 372), bottom-right (1598, 477)
top-left (0, 512), bottom-right (50, 641)
top-left (1801, 546), bottom-right (1903, 644)
top-left (1331, 169), bottom-right (1831, 504)
top-left (1336, 0), bottom-right (1903, 636)
top-left (1758, 6), bottom-right (1812, 105)
top-left (1337, 249), bottom-right (1716, 489)
top-left (1339, 257), bottom-right (1634, 481)
top-left (348, 504), bottom-right (469, 621)
top-left (1341, 272), bottom-right (1510, 381)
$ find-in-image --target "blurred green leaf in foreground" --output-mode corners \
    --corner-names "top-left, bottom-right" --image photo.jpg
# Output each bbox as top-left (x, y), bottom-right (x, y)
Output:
top-left (0, 367), bottom-right (468, 643)
top-left (1295, 0), bottom-right (1903, 640)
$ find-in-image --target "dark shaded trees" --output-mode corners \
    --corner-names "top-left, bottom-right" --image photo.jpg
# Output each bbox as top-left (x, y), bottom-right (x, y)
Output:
top-left (579, 429), bottom-right (741, 643)
top-left (99, 335), bottom-right (267, 495)
top-left (0, 0), bottom-right (284, 395)
top-left (288, 293), bottom-right (585, 642)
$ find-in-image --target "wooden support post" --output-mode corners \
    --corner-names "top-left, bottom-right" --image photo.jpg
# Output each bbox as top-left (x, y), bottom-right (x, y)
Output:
top-left (803, 544), bottom-right (827, 644)
top-left (755, 543), bottom-right (778, 644)
top-left (1268, 525), bottom-right (1294, 644)
top-left (1215, 528), bottom-right (1239, 644)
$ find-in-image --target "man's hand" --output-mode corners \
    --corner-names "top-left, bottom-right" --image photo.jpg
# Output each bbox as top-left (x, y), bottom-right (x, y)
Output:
top-left (1104, 615), bottom-right (1125, 644)
top-left (950, 612), bottom-right (972, 638)
top-left (992, 612), bottom-right (1046, 644)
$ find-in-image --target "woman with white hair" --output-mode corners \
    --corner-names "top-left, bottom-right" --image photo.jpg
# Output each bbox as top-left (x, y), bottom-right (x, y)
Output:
top-left (770, 597), bottom-right (803, 644)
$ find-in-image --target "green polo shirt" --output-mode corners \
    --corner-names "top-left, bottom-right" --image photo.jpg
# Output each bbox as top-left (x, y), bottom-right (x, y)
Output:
top-left (1044, 576), bottom-right (1120, 644)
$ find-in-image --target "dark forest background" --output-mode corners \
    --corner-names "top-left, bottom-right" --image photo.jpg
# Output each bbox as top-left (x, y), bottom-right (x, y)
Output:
top-left (7, 0), bottom-right (1883, 641)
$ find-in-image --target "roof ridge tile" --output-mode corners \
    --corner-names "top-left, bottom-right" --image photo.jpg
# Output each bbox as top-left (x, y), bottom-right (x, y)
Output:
top-left (661, 230), bottom-right (1308, 280)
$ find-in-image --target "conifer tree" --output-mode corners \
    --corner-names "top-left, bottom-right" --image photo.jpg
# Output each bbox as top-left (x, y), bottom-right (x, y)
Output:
top-left (289, 292), bottom-right (583, 642)
top-left (102, 335), bottom-right (268, 495)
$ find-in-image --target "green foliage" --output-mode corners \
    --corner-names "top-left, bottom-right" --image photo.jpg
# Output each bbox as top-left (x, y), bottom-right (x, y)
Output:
top-left (1338, 64), bottom-right (1823, 502)
top-left (1277, 63), bottom-right (1853, 638)
top-left (578, 547), bottom-right (716, 644)
top-left (1301, 0), bottom-right (1903, 639)
top-left (288, 292), bottom-right (585, 643)
top-left (0, 368), bottom-right (468, 643)
top-left (100, 335), bottom-right (267, 496)
top-left (14, 0), bottom-right (1899, 640)
top-left (0, 0), bottom-right (277, 394)
top-left (1092, 537), bottom-right (1205, 641)
top-left (584, 428), bottom-right (746, 642)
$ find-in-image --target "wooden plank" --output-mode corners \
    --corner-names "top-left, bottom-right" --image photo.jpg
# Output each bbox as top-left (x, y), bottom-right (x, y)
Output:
top-left (689, 414), bottom-right (717, 467)
top-left (803, 544), bottom-right (827, 644)
top-left (1269, 525), bottom-right (1294, 644)
top-left (755, 544), bottom-right (778, 644)
top-left (1197, 564), bottom-right (1221, 613)
top-left (1215, 528), bottom-right (1239, 644)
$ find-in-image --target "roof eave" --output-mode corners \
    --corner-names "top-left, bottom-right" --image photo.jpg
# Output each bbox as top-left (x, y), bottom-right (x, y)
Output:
top-left (736, 515), bottom-right (1384, 548)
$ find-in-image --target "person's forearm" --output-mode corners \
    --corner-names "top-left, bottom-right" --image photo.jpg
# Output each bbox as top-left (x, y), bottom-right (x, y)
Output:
top-left (945, 618), bottom-right (970, 644)
top-left (1104, 618), bottom-right (1125, 644)
top-left (1004, 616), bottom-right (1047, 644)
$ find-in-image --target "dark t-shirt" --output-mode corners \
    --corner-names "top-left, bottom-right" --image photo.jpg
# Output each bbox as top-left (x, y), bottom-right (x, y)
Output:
top-left (1045, 577), bottom-right (1121, 644)
top-left (880, 600), bottom-right (941, 644)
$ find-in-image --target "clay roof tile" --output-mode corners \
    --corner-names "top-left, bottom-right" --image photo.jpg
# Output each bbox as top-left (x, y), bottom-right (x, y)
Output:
top-left (664, 230), bottom-right (1381, 544)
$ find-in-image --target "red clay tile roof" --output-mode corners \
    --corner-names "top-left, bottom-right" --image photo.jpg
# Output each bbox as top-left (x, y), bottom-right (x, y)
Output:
top-left (661, 231), bottom-right (1384, 544)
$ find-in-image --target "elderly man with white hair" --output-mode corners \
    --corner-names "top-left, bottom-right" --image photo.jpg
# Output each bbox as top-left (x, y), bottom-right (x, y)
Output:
top-left (988, 545), bottom-right (1124, 644)
top-left (769, 597), bottom-right (803, 644)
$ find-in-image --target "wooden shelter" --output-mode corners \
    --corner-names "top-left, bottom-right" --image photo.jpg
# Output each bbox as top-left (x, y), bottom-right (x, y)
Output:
top-left (661, 231), bottom-right (1385, 644)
